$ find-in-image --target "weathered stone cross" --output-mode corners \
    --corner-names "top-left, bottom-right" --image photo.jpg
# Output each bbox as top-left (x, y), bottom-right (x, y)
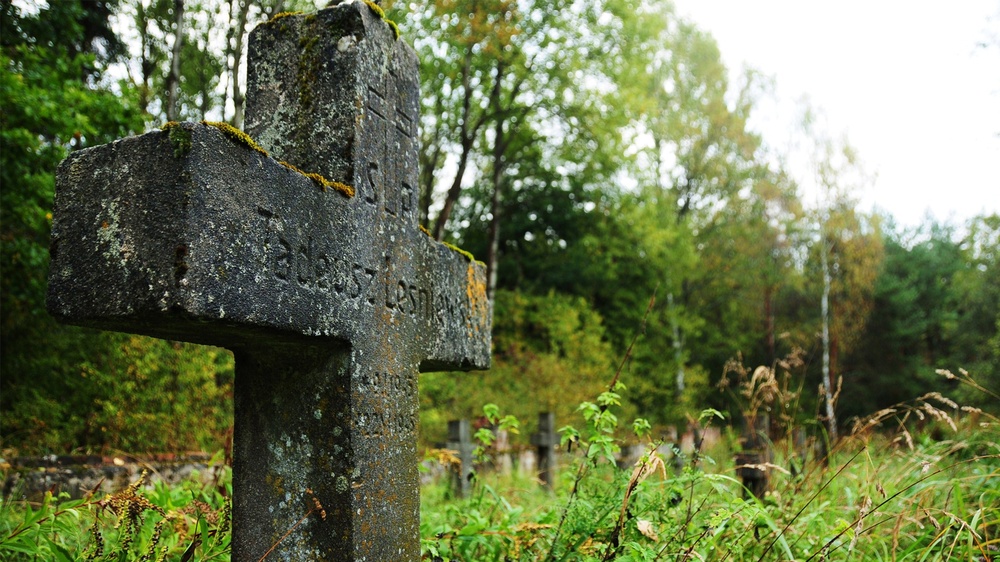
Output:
top-left (46, 3), bottom-right (491, 560)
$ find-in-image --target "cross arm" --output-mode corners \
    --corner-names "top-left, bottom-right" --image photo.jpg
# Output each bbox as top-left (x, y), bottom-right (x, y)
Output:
top-left (47, 122), bottom-right (490, 370)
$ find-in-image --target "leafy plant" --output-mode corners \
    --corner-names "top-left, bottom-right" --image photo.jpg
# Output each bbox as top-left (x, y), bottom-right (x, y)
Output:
top-left (419, 364), bottom-right (1000, 561)
top-left (0, 466), bottom-right (232, 561)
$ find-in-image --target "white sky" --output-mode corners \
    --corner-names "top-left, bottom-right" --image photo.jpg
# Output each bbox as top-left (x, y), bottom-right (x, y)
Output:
top-left (671, 0), bottom-right (1000, 228)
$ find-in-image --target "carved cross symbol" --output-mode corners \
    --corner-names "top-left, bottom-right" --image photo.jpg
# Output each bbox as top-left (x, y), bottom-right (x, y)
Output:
top-left (47, 3), bottom-right (491, 560)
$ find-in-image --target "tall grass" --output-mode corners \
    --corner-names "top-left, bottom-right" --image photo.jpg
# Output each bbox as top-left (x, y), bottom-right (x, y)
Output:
top-left (419, 366), bottom-right (1000, 561)
top-left (1, 367), bottom-right (996, 560)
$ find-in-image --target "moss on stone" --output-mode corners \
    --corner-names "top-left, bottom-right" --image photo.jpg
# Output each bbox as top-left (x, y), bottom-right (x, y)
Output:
top-left (278, 160), bottom-right (307, 175)
top-left (362, 0), bottom-right (385, 18)
top-left (267, 11), bottom-right (303, 23)
top-left (201, 121), bottom-right (269, 157)
top-left (386, 19), bottom-right (400, 40)
top-left (304, 172), bottom-right (356, 198)
top-left (161, 122), bottom-right (192, 158)
top-left (297, 33), bottom-right (320, 109)
top-left (442, 241), bottom-right (478, 263)
top-left (362, 0), bottom-right (400, 40)
top-left (279, 160), bottom-right (355, 198)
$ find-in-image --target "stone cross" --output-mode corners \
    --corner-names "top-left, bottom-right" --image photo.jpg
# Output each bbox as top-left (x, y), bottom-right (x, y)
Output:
top-left (46, 3), bottom-right (491, 560)
top-left (446, 419), bottom-right (474, 497)
top-left (736, 413), bottom-right (770, 499)
top-left (531, 412), bottom-right (558, 489)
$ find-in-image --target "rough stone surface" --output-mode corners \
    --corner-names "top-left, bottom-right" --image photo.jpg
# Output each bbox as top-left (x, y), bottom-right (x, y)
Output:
top-left (46, 2), bottom-right (491, 560)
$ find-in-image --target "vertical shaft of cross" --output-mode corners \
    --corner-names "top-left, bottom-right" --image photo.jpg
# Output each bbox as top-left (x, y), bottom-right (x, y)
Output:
top-left (232, 345), bottom-right (353, 559)
top-left (240, 4), bottom-right (424, 560)
top-left (231, 341), bottom-right (422, 560)
top-left (533, 412), bottom-right (558, 489)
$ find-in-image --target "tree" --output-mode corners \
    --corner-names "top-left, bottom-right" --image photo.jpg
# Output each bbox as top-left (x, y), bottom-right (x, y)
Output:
top-left (0, 0), bottom-right (234, 454)
top-left (810, 153), bottom-right (883, 436)
top-left (402, 0), bottom-right (668, 299)
top-left (419, 290), bottom-right (617, 446)
top-left (629, 20), bottom-right (768, 399)
top-left (841, 220), bottom-right (963, 417)
top-left (942, 214), bottom-right (999, 410)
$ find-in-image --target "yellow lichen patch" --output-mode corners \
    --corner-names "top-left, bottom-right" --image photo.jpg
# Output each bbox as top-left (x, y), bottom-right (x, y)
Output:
top-left (278, 161), bottom-right (356, 198)
top-left (465, 263), bottom-right (489, 333)
top-left (267, 11), bottom-right (302, 23)
top-left (160, 121), bottom-right (181, 130)
top-left (200, 121), bottom-right (269, 157)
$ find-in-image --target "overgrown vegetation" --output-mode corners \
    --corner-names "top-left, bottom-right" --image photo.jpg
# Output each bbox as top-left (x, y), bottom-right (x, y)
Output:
top-left (419, 365), bottom-right (999, 561)
top-left (3, 367), bottom-right (996, 560)
top-left (1, 463), bottom-right (232, 561)
top-left (2, 1), bottom-right (996, 557)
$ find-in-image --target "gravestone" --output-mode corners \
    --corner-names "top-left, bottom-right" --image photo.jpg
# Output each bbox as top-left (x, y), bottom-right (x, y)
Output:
top-left (446, 419), bottom-right (474, 497)
top-left (46, 3), bottom-right (491, 560)
top-left (735, 414), bottom-right (770, 499)
top-left (531, 412), bottom-right (558, 489)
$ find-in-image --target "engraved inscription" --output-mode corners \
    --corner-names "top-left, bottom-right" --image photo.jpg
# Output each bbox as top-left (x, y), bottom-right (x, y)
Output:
top-left (366, 85), bottom-right (387, 121)
top-left (257, 210), bottom-right (470, 327)
top-left (395, 108), bottom-right (413, 139)
top-left (356, 369), bottom-right (417, 439)
top-left (384, 165), bottom-right (397, 217)
top-left (258, 208), bottom-right (378, 303)
top-left (365, 162), bottom-right (380, 206)
top-left (350, 264), bottom-right (377, 304)
top-left (365, 66), bottom-right (419, 222)
top-left (388, 63), bottom-right (415, 140)
top-left (401, 182), bottom-right (414, 220)
top-left (276, 238), bottom-right (292, 282)
top-left (384, 277), bottom-right (428, 317)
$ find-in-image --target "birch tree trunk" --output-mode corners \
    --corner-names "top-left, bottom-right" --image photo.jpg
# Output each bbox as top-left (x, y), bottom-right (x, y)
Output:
top-left (821, 235), bottom-right (837, 442)
top-left (484, 61), bottom-right (509, 300)
top-left (668, 291), bottom-right (685, 394)
top-left (228, 0), bottom-right (250, 128)
top-left (165, 0), bottom-right (185, 121)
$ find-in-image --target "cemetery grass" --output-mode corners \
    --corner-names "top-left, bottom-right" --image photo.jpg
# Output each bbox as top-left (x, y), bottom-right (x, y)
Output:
top-left (1, 407), bottom-right (997, 560)
top-left (420, 410), bottom-right (1000, 561)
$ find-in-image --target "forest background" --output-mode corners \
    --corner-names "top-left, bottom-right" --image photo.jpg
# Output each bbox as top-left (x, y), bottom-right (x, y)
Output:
top-left (2, 0), bottom-right (998, 456)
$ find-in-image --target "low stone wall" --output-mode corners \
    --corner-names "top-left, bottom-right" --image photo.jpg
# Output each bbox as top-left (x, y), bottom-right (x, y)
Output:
top-left (1, 453), bottom-right (224, 501)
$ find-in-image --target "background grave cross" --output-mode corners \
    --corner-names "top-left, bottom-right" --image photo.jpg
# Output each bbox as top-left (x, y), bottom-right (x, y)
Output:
top-left (46, 3), bottom-right (491, 560)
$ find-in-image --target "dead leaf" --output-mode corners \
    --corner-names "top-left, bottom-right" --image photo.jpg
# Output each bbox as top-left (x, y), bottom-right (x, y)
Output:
top-left (636, 519), bottom-right (658, 541)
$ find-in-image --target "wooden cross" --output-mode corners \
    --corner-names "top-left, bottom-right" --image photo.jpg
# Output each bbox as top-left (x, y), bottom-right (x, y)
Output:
top-left (47, 3), bottom-right (491, 559)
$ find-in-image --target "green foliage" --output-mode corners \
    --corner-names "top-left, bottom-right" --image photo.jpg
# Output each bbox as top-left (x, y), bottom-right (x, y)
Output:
top-left (420, 392), bottom-right (1000, 561)
top-left (1, 396), bottom-right (996, 561)
top-left (3, 331), bottom-right (234, 454)
top-left (0, 1), bottom-right (234, 456)
top-left (419, 290), bottom-right (615, 446)
top-left (1, 0), bottom-right (142, 454)
top-left (0, 466), bottom-right (232, 561)
top-left (842, 215), bottom-right (1000, 419)
top-left (473, 404), bottom-right (521, 463)
top-left (0, 0), bottom-right (994, 461)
